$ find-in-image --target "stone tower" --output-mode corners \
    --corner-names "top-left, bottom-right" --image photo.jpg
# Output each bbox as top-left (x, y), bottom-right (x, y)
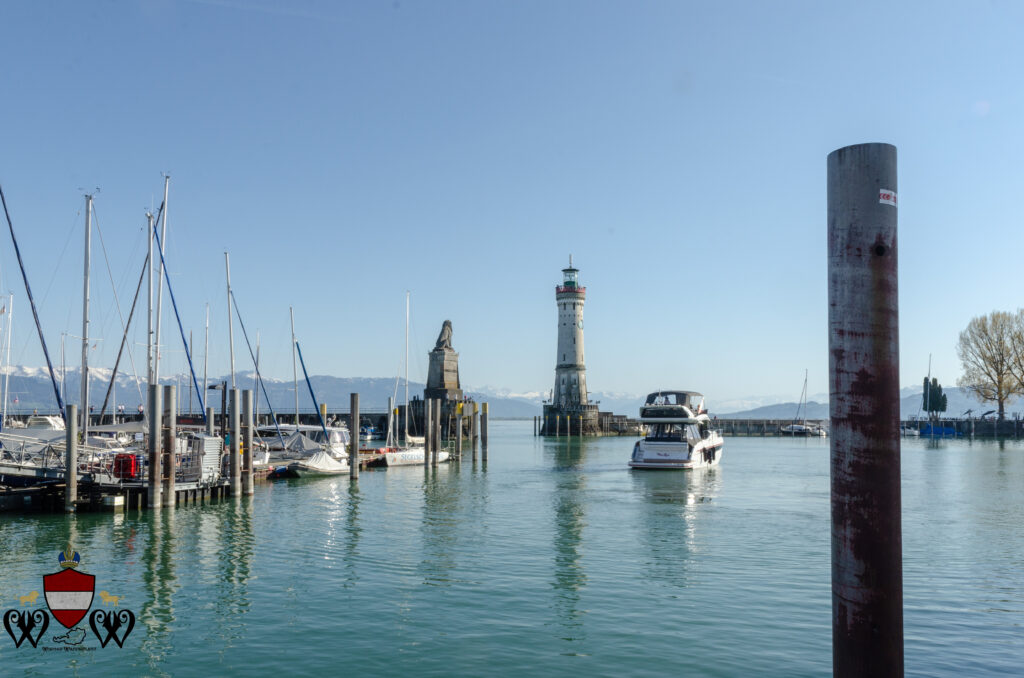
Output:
top-left (542, 257), bottom-right (599, 436)
top-left (424, 320), bottom-right (462, 402)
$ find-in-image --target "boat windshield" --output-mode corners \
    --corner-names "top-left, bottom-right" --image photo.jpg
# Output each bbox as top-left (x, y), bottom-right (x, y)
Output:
top-left (644, 392), bottom-right (695, 407)
top-left (645, 423), bottom-right (685, 441)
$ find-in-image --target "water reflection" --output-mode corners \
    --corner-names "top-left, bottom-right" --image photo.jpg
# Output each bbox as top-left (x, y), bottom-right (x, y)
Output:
top-left (344, 481), bottom-right (362, 588)
top-left (211, 498), bottom-right (255, 651)
top-left (630, 468), bottom-right (721, 590)
top-left (421, 467), bottom-right (460, 587)
top-left (549, 439), bottom-right (588, 647)
top-left (139, 509), bottom-right (178, 674)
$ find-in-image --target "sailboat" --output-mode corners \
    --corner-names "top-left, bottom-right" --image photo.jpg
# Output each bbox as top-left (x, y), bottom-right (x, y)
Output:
top-left (780, 370), bottom-right (827, 437)
top-left (373, 292), bottom-right (447, 467)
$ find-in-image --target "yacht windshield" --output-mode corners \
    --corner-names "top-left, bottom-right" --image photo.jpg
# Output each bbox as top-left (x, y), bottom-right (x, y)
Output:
top-left (646, 423), bottom-right (684, 441)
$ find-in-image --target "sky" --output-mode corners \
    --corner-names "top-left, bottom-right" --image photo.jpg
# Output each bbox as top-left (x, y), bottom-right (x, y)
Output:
top-left (0, 0), bottom-right (1022, 407)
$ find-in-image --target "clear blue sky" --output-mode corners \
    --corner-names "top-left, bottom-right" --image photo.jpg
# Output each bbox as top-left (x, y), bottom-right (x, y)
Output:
top-left (1, 0), bottom-right (1021, 406)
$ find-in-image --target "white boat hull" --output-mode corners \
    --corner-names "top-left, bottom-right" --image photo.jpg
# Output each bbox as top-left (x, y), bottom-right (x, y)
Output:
top-left (381, 447), bottom-right (451, 466)
top-left (628, 439), bottom-right (723, 470)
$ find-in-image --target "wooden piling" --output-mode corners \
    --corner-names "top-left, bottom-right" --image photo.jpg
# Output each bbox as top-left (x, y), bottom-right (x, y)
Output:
top-left (424, 398), bottom-right (432, 467)
top-left (481, 402), bottom-right (488, 461)
top-left (433, 399), bottom-right (441, 466)
top-left (162, 384), bottom-right (176, 508)
top-left (65, 404), bottom-right (78, 513)
top-left (350, 393), bottom-right (360, 479)
top-left (242, 389), bottom-right (255, 495)
top-left (456, 403), bottom-right (464, 458)
top-left (147, 384), bottom-right (162, 509)
top-left (230, 388), bottom-right (241, 497)
top-left (471, 402), bottom-right (479, 459)
top-left (828, 142), bottom-right (903, 677)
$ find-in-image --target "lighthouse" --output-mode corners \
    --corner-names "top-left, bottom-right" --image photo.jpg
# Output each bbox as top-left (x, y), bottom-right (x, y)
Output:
top-left (542, 256), bottom-right (599, 436)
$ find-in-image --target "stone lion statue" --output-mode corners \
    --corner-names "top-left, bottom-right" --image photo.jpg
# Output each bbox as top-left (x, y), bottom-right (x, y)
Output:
top-left (434, 320), bottom-right (453, 350)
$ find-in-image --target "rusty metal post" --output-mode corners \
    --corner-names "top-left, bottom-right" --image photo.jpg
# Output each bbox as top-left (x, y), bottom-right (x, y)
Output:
top-left (828, 142), bottom-right (903, 677)
top-left (162, 384), bottom-right (176, 508)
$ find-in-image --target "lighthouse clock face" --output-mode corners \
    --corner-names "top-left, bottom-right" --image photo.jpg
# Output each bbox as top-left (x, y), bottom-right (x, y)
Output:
top-left (577, 320), bottom-right (584, 329)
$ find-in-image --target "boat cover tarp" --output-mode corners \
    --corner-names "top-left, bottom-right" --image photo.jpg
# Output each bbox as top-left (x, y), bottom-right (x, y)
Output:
top-left (282, 431), bottom-right (323, 454)
top-left (290, 449), bottom-right (348, 474)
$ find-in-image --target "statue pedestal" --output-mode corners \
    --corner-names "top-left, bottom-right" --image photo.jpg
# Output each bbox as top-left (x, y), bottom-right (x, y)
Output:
top-left (425, 348), bottom-right (462, 402)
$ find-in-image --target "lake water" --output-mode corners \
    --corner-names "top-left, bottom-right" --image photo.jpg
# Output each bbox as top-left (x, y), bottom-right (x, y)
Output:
top-left (2, 421), bottom-right (1023, 676)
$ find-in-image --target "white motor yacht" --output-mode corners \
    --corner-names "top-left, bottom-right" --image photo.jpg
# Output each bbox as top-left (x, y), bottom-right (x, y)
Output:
top-left (629, 391), bottom-right (723, 470)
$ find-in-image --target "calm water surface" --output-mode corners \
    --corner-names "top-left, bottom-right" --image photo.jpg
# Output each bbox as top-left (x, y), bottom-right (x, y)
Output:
top-left (2, 421), bottom-right (1023, 676)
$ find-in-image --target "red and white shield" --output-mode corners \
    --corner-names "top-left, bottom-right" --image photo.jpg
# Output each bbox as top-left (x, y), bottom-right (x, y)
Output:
top-left (43, 569), bottom-right (95, 629)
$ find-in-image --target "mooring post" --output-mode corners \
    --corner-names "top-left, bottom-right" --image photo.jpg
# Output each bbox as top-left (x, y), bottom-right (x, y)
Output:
top-left (828, 142), bottom-right (903, 677)
top-left (424, 398), bottom-right (432, 467)
top-left (162, 384), bottom-right (176, 508)
top-left (65, 404), bottom-right (78, 513)
top-left (242, 389), bottom-right (254, 495)
top-left (578, 414), bottom-right (583, 439)
top-left (469, 402), bottom-right (478, 459)
top-left (230, 388), bottom-right (241, 497)
top-left (481, 402), bottom-right (489, 460)
top-left (430, 399), bottom-right (440, 466)
top-left (455, 403), bottom-right (464, 458)
top-left (206, 406), bottom-right (215, 436)
top-left (148, 384), bottom-right (162, 509)
top-left (387, 396), bottom-right (394, 446)
top-left (350, 393), bottom-right (360, 479)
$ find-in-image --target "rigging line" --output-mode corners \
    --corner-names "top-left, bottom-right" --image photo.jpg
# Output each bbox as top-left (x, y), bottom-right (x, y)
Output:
top-left (150, 217), bottom-right (206, 421)
top-left (91, 204), bottom-right (146, 416)
top-left (294, 339), bottom-right (331, 443)
top-left (12, 205), bottom-right (81, 364)
top-left (98, 250), bottom-right (148, 420)
top-left (229, 290), bottom-right (285, 447)
top-left (0, 184), bottom-right (66, 420)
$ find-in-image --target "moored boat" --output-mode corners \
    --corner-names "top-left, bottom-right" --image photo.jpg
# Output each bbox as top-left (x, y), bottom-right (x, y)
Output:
top-left (286, 449), bottom-right (350, 476)
top-left (629, 391), bottom-right (723, 470)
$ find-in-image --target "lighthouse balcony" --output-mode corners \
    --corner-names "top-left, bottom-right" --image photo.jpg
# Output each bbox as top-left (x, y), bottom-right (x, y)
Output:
top-left (555, 285), bottom-right (586, 295)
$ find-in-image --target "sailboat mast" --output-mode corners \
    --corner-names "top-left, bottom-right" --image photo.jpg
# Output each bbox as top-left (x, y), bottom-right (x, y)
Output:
top-left (225, 252), bottom-right (235, 389)
top-left (291, 306), bottom-right (298, 425)
top-left (203, 303), bottom-right (209, 397)
top-left (801, 368), bottom-right (808, 426)
top-left (254, 331), bottom-right (260, 423)
top-left (153, 176), bottom-right (169, 385)
top-left (81, 194), bottom-right (92, 440)
top-left (1, 295), bottom-right (12, 428)
top-left (61, 333), bottom-right (65, 406)
top-left (146, 212), bottom-right (154, 385)
top-left (925, 353), bottom-right (932, 416)
top-left (404, 291), bottom-right (409, 442)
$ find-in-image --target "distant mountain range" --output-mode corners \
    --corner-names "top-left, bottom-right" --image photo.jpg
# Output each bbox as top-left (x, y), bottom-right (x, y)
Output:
top-left (715, 387), bottom-right (1017, 421)
top-left (2, 366), bottom-right (1013, 421)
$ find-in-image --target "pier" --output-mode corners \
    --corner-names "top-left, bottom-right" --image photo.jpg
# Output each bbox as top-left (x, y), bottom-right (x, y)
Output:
top-left (0, 387), bottom-right (491, 514)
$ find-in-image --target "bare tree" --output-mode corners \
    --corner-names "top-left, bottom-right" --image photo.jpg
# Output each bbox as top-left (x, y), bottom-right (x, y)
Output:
top-left (957, 311), bottom-right (1022, 420)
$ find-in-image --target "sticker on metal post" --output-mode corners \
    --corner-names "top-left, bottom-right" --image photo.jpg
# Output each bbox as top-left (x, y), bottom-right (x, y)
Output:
top-left (879, 189), bottom-right (897, 206)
